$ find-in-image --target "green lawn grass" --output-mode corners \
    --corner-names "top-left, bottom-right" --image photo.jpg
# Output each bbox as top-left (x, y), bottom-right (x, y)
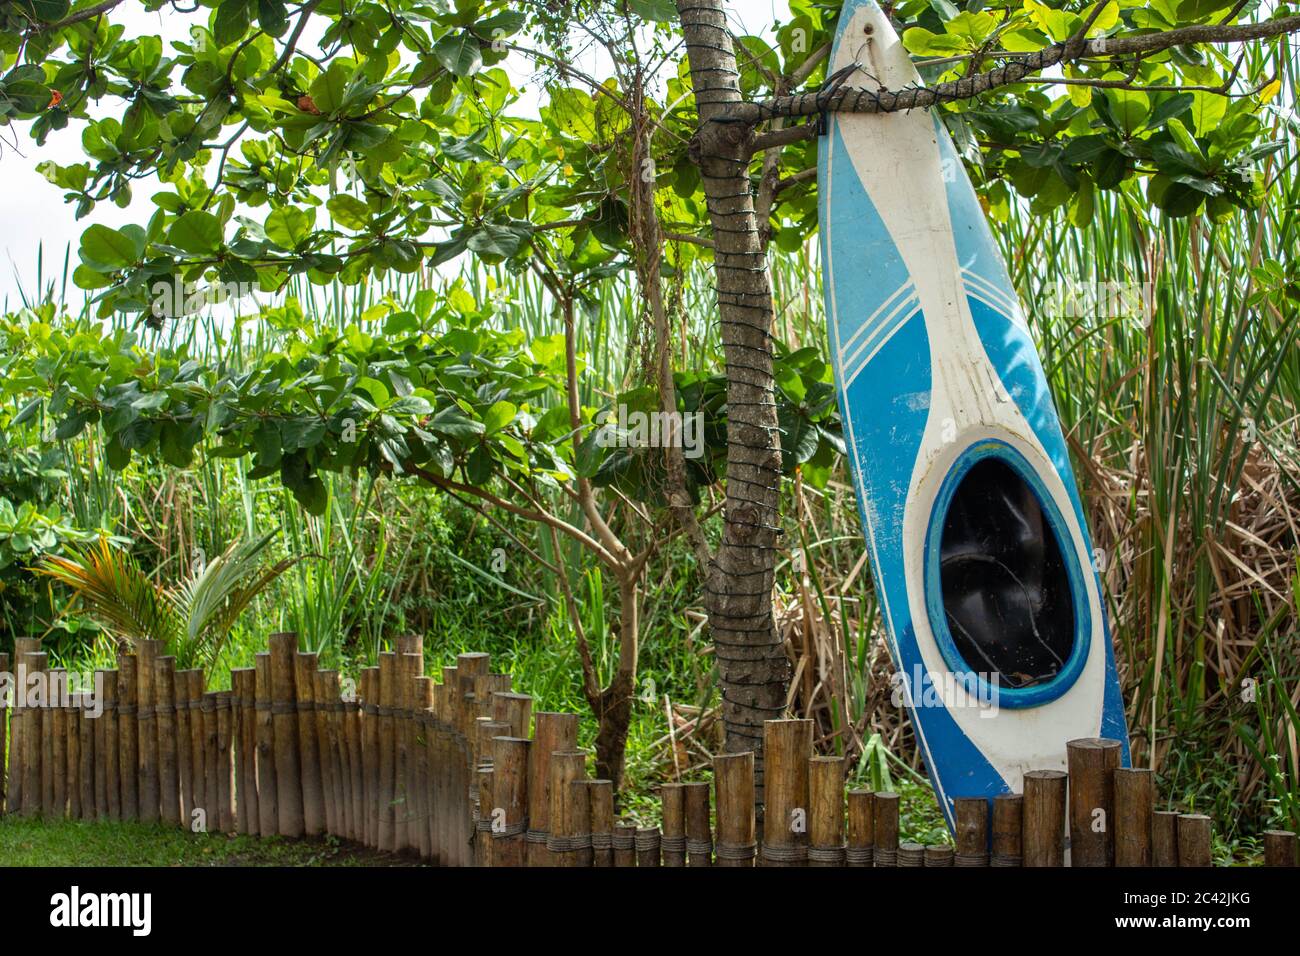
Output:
top-left (0, 817), bottom-right (414, 867)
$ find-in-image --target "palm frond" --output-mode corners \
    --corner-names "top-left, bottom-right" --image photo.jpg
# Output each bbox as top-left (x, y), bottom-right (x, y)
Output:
top-left (36, 537), bottom-right (180, 649)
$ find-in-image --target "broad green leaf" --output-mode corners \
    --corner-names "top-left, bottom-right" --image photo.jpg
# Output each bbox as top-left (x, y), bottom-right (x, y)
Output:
top-left (169, 210), bottom-right (224, 255)
top-left (265, 206), bottom-right (314, 250)
top-left (433, 32), bottom-right (483, 78)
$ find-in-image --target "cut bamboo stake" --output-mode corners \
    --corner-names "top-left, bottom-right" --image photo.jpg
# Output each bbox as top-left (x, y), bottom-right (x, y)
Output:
top-left (475, 765), bottom-right (495, 866)
top-left (295, 652), bottom-right (325, 837)
top-left (847, 790), bottom-right (876, 867)
top-left (156, 658), bottom-right (179, 827)
top-left (761, 719), bottom-right (812, 866)
top-left (808, 756), bottom-right (846, 867)
top-left (412, 676), bottom-right (433, 858)
top-left (391, 652), bottom-right (411, 852)
top-left (661, 783), bottom-right (687, 866)
top-left (925, 845), bottom-right (955, 867)
top-left (526, 712), bottom-right (578, 867)
top-left (684, 781), bottom-right (712, 867)
top-left (137, 639), bottom-right (160, 823)
top-left (200, 693), bottom-right (218, 831)
top-left (269, 633), bottom-right (303, 838)
top-left (313, 669), bottom-right (337, 839)
top-left (377, 652), bottom-right (398, 852)
top-left (77, 690), bottom-right (94, 821)
top-left (187, 671), bottom-right (207, 828)
top-left (320, 670), bottom-right (346, 841)
top-left (1067, 737), bottom-right (1121, 866)
top-left (255, 654), bottom-right (277, 840)
top-left (20, 651), bottom-right (46, 817)
top-left (90, 670), bottom-right (106, 819)
top-left (104, 669), bottom-right (121, 822)
top-left (992, 793), bottom-right (1023, 866)
top-left (50, 672), bottom-right (66, 819)
top-left (362, 667), bottom-right (381, 848)
top-left (399, 643), bottom-right (423, 852)
top-left (345, 688), bottom-right (363, 844)
top-left (1263, 830), bottom-right (1297, 867)
top-left (874, 791), bottom-right (900, 866)
top-left (422, 692), bottom-right (437, 860)
top-left (45, 667), bottom-right (64, 817)
top-left (587, 779), bottom-right (614, 868)
top-left (899, 842), bottom-right (925, 866)
top-left (1113, 767), bottom-right (1154, 867)
top-left (433, 669), bottom-right (455, 863)
top-left (613, 822), bottom-right (637, 867)
top-left (1176, 813), bottom-right (1212, 867)
top-left (8, 638), bottom-right (42, 815)
top-left (66, 696), bottom-right (81, 819)
top-left (237, 669), bottom-right (260, 835)
top-left (175, 669), bottom-right (195, 826)
top-left (1023, 770), bottom-right (1067, 867)
top-left (714, 752), bottom-right (756, 868)
top-left (492, 692), bottom-right (532, 739)
top-left (217, 692), bottom-right (236, 832)
top-left (117, 650), bottom-right (138, 821)
top-left (0, 652), bottom-right (9, 813)
top-left (488, 738), bottom-right (527, 868)
top-left (1152, 810), bottom-right (1179, 866)
top-left (636, 826), bottom-right (662, 867)
top-left (953, 797), bottom-right (989, 866)
top-left (547, 750), bottom-right (588, 867)
top-left (228, 669), bottom-right (249, 834)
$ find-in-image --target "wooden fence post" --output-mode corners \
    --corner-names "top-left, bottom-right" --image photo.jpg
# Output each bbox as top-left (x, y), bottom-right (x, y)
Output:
top-left (547, 750), bottom-right (588, 867)
top-left (117, 650), bottom-right (140, 822)
top-left (661, 783), bottom-right (686, 867)
top-left (489, 735), bottom-right (530, 867)
top-left (992, 793), bottom-right (1023, 866)
top-left (361, 667), bottom-right (380, 847)
top-left (636, 826), bottom-right (662, 867)
top-left (587, 779), bottom-right (614, 868)
top-left (90, 669), bottom-right (106, 819)
top-left (50, 671), bottom-right (66, 819)
top-left (1113, 767), bottom-right (1153, 867)
top-left (713, 751), bottom-right (755, 868)
top-left (255, 654), bottom-right (277, 840)
top-left (1152, 810), bottom-right (1179, 866)
top-left (137, 639), bottom-right (160, 824)
top-left (66, 694), bottom-right (81, 819)
top-left (684, 781), bottom-right (712, 867)
top-left (295, 652), bottom-right (325, 837)
top-left (808, 756), bottom-right (846, 867)
top-left (185, 671), bottom-right (206, 829)
top-left (77, 689), bottom-right (94, 821)
top-left (1263, 830), bottom-right (1297, 867)
top-left (613, 821), bottom-right (637, 866)
top-left (156, 658), bottom-right (179, 827)
top-left (492, 692), bottom-right (532, 739)
top-left (1023, 769), bottom-right (1067, 867)
top-left (313, 669), bottom-right (337, 839)
top-left (376, 652), bottom-right (398, 851)
top-left (526, 712), bottom-right (578, 866)
top-left (9, 638), bottom-right (43, 814)
top-left (269, 632), bottom-right (303, 838)
top-left (761, 719), bottom-right (812, 867)
top-left (21, 651), bottom-right (46, 817)
top-left (103, 670), bottom-right (120, 822)
top-left (953, 796), bottom-right (989, 867)
top-left (874, 791), bottom-right (900, 866)
top-left (1067, 738), bottom-right (1121, 866)
top-left (1176, 813), bottom-right (1212, 867)
top-left (47, 667), bottom-right (65, 818)
top-left (238, 668), bottom-right (261, 835)
top-left (846, 790), bottom-right (875, 867)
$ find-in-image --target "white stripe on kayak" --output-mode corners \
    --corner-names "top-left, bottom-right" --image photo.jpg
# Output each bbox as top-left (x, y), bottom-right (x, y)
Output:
top-left (961, 269), bottom-right (1023, 319)
top-left (837, 278), bottom-right (915, 362)
top-left (843, 298), bottom-right (921, 390)
top-left (841, 289), bottom-right (919, 377)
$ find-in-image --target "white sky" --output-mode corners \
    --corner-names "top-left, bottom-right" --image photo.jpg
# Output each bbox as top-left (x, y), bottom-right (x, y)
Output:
top-left (0, 0), bottom-right (787, 308)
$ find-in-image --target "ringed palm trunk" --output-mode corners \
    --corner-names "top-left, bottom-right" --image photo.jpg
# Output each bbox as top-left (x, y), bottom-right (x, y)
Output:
top-left (677, 0), bottom-right (789, 809)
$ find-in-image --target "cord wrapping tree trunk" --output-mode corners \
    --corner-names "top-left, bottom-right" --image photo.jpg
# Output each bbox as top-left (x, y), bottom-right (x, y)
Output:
top-left (677, 0), bottom-right (790, 809)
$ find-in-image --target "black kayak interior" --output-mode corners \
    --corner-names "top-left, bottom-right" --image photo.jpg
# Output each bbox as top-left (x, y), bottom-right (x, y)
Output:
top-left (937, 458), bottom-right (1075, 689)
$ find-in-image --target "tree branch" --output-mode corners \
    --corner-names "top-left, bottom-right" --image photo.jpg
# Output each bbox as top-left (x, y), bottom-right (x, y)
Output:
top-left (727, 16), bottom-right (1300, 124)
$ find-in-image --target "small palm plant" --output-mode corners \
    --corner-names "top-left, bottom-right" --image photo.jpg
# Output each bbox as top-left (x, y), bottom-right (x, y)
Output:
top-left (38, 532), bottom-right (299, 669)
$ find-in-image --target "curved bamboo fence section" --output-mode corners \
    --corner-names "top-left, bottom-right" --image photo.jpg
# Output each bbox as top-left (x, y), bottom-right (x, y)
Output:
top-left (1, 635), bottom-right (1296, 868)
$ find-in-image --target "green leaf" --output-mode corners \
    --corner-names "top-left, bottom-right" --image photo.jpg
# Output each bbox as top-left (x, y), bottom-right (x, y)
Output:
top-left (256, 0), bottom-right (288, 37)
top-left (265, 206), bottom-right (314, 250)
top-left (327, 194), bottom-right (371, 231)
top-left (169, 210), bottom-right (224, 255)
top-left (629, 0), bottom-right (676, 21)
top-left (482, 400), bottom-right (517, 434)
top-left (433, 32), bottom-right (483, 77)
top-left (78, 229), bottom-right (131, 274)
top-left (213, 0), bottom-right (251, 49)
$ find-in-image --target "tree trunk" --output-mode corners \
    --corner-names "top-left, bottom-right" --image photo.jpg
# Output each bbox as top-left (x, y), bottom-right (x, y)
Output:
top-left (677, 0), bottom-right (789, 810)
top-left (590, 577), bottom-right (639, 788)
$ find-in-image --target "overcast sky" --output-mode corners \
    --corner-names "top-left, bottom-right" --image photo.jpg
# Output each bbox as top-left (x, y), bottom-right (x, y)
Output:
top-left (0, 1), bottom-right (787, 310)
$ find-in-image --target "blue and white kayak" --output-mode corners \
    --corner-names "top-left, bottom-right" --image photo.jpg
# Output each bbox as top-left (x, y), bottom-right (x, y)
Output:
top-left (817, 0), bottom-right (1129, 829)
